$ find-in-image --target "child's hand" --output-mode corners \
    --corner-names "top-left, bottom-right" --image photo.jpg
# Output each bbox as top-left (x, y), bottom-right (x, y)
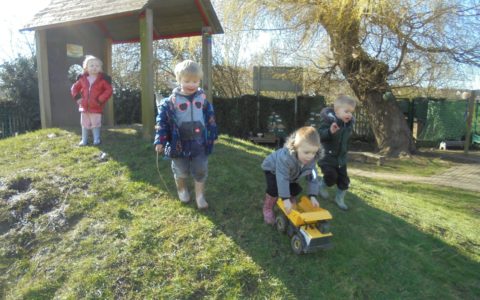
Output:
top-left (76, 99), bottom-right (82, 105)
top-left (284, 199), bottom-right (292, 214)
top-left (330, 123), bottom-right (340, 134)
top-left (310, 196), bottom-right (319, 207)
top-left (155, 144), bottom-right (164, 153)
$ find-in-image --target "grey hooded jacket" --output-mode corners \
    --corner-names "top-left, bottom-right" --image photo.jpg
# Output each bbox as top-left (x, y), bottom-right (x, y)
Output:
top-left (261, 147), bottom-right (320, 199)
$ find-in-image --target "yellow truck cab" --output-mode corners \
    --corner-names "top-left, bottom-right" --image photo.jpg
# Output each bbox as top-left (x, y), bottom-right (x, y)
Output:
top-left (276, 196), bottom-right (333, 254)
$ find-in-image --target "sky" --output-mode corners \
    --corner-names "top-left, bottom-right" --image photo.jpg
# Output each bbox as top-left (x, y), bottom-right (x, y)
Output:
top-left (0, 0), bottom-right (478, 90)
top-left (0, 0), bottom-right (50, 62)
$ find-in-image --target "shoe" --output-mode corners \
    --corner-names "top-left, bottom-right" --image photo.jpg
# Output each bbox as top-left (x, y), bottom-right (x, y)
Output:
top-left (263, 193), bottom-right (277, 224)
top-left (319, 178), bottom-right (329, 200)
top-left (178, 189), bottom-right (190, 203)
top-left (92, 127), bottom-right (101, 145)
top-left (290, 196), bottom-right (298, 209)
top-left (175, 178), bottom-right (190, 203)
top-left (195, 181), bottom-right (208, 209)
top-left (79, 127), bottom-right (88, 146)
top-left (335, 189), bottom-right (348, 210)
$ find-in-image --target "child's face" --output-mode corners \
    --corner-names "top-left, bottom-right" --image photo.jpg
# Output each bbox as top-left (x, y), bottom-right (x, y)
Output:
top-left (86, 60), bottom-right (101, 75)
top-left (296, 142), bottom-right (319, 165)
top-left (334, 104), bottom-right (355, 123)
top-left (179, 75), bottom-right (201, 95)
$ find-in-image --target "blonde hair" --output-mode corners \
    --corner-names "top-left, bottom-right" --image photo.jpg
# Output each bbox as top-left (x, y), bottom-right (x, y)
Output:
top-left (174, 60), bottom-right (203, 82)
top-left (285, 126), bottom-right (322, 154)
top-left (334, 95), bottom-right (357, 109)
top-left (82, 55), bottom-right (103, 71)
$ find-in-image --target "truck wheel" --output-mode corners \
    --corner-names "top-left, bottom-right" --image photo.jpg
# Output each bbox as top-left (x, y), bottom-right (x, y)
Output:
top-left (291, 233), bottom-right (305, 255)
top-left (276, 214), bottom-right (287, 233)
top-left (287, 223), bottom-right (295, 237)
top-left (317, 221), bottom-right (330, 234)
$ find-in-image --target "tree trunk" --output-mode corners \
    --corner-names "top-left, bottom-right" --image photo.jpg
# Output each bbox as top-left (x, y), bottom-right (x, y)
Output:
top-left (343, 58), bottom-right (416, 156)
top-left (361, 91), bottom-right (415, 156)
top-left (325, 28), bottom-right (416, 156)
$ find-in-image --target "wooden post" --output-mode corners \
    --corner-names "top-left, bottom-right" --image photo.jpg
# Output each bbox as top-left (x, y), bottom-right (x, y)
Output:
top-left (294, 84), bottom-right (298, 128)
top-left (35, 30), bottom-right (52, 128)
top-left (202, 26), bottom-right (213, 102)
top-left (464, 90), bottom-right (476, 154)
top-left (256, 66), bottom-right (261, 130)
top-left (407, 99), bottom-right (415, 132)
top-left (140, 9), bottom-right (154, 139)
top-left (103, 38), bottom-right (114, 126)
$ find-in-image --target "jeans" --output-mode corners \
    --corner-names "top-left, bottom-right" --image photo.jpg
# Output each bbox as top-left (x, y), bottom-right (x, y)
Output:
top-left (171, 153), bottom-right (208, 182)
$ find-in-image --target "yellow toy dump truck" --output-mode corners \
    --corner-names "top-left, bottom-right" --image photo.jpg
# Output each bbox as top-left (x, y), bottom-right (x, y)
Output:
top-left (275, 196), bottom-right (333, 254)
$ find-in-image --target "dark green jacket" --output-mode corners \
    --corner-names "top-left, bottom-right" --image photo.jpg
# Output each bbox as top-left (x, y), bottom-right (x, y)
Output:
top-left (317, 107), bottom-right (355, 167)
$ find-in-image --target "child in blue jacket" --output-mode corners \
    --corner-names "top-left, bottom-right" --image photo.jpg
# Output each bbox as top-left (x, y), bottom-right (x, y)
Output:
top-left (154, 60), bottom-right (217, 209)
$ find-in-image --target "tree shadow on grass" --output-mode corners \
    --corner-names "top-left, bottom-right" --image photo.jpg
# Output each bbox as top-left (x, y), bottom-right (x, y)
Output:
top-left (97, 127), bottom-right (480, 299)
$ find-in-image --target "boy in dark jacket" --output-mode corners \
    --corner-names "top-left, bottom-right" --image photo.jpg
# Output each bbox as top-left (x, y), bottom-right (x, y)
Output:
top-left (317, 95), bottom-right (357, 210)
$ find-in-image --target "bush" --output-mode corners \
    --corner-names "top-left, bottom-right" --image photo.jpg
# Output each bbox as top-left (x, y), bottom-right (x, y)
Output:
top-left (214, 94), bottom-right (326, 137)
top-left (0, 56), bottom-right (40, 133)
top-left (113, 84), bottom-right (142, 124)
top-left (110, 83), bottom-right (327, 138)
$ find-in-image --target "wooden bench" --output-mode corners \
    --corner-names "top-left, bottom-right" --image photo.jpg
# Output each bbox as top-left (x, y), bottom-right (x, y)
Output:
top-left (348, 151), bottom-right (385, 166)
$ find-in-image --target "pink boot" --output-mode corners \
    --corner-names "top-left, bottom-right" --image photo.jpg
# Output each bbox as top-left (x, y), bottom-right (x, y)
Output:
top-left (290, 196), bottom-right (297, 206)
top-left (263, 194), bottom-right (277, 225)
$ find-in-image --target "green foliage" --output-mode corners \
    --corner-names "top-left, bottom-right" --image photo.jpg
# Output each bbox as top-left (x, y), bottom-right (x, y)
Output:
top-left (113, 84), bottom-right (142, 124)
top-left (0, 55), bottom-right (40, 131)
top-left (0, 128), bottom-right (478, 299)
top-left (419, 100), bottom-right (468, 142)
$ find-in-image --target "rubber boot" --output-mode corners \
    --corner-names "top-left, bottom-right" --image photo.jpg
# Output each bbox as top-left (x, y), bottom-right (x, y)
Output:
top-left (92, 127), bottom-right (101, 145)
top-left (263, 194), bottom-right (277, 224)
top-left (318, 178), bottom-right (329, 200)
top-left (335, 189), bottom-right (348, 211)
top-left (194, 180), bottom-right (208, 209)
top-left (79, 127), bottom-right (88, 146)
top-left (175, 178), bottom-right (190, 203)
top-left (290, 195), bottom-right (297, 209)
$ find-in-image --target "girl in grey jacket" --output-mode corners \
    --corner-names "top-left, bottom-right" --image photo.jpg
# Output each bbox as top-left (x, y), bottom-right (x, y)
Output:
top-left (261, 126), bottom-right (324, 224)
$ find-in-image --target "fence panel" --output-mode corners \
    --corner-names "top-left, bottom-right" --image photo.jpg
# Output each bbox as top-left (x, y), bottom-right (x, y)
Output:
top-left (352, 105), bottom-right (374, 141)
top-left (0, 103), bottom-right (29, 139)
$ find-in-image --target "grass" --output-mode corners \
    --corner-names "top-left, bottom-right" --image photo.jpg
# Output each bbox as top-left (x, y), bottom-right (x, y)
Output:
top-left (0, 127), bottom-right (478, 299)
top-left (349, 155), bottom-right (454, 176)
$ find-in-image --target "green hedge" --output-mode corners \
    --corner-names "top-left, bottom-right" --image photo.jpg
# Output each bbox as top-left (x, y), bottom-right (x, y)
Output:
top-left (213, 94), bottom-right (325, 138)
top-left (113, 85), bottom-right (142, 124)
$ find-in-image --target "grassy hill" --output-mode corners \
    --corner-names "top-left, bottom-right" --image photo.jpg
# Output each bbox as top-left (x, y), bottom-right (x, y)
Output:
top-left (0, 127), bottom-right (479, 299)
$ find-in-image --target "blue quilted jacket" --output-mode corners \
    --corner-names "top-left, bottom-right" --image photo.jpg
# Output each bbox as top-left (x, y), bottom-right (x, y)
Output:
top-left (154, 88), bottom-right (217, 158)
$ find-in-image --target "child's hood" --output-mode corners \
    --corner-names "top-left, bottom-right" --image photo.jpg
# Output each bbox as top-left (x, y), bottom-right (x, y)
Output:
top-left (171, 86), bottom-right (205, 97)
top-left (77, 72), bottom-right (111, 84)
top-left (320, 107), bottom-right (337, 124)
top-left (320, 106), bottom-right (355, 126)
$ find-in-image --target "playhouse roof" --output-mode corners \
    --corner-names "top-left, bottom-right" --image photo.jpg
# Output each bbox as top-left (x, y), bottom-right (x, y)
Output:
top-left (22, 0), bottom-right (223, 43)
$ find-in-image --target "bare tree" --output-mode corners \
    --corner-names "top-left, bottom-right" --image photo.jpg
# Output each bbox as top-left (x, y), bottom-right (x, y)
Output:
top-left (221, 0), bottom-right (480, 156)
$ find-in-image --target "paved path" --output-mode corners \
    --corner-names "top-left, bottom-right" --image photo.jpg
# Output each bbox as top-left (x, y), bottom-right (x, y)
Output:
top-left (350, 164), bottom-right (480, 193)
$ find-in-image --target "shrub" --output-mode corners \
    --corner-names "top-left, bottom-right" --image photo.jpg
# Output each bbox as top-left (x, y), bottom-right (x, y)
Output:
top-left (0, 56), bottom-right (40, 133)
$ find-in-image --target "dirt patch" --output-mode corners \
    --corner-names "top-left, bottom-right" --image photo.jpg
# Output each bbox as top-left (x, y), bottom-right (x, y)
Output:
top-left (8, 177), bottom-right (32, 193)
top-left (0, 174), bottom-right (72, 238)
